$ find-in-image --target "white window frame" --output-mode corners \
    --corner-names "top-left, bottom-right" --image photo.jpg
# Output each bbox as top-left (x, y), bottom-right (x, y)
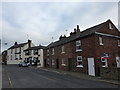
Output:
top-left (52, 48), bottom-right (54, 55)
top-left (61, 58), bottom-right (66, 66)
top-left (101, 57), bottom-right (108, 67)
top-left (52, 59), bottom-right (55, 65)
top-left (47, 49), bottom-right (49, 56)
top-left (61, 46), bottom-right (65, 53)
top-left (47, 58), bottom-right (50, 65)
top-left (76, 56), bottom-right (83, 67)
top-left (99, 37), bottom-right (104, 45)
top-left (76, 40), bottom-right (82, 52)
top-left (109, 23), bottom-right (113, 30)
top-left (118, 40), bottom-right (120, 47)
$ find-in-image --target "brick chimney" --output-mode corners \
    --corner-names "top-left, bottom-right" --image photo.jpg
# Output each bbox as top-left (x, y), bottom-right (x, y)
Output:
top-left (14, 42), bottom-right (17, 45)
top-left (59, 35), bottom-right (66, 40)
top-left (77, 25), bottom-right (80, 32)
top-left (28, 40), bottom-right (32, 48)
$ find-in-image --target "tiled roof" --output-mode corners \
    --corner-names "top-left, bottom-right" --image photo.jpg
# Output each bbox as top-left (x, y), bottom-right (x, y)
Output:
top-left (8, 42), bottom-right (28, 50)
top-left (24, 46), bottom-right (46, 51)
top-left (47, 20), bottom-right (106, 48)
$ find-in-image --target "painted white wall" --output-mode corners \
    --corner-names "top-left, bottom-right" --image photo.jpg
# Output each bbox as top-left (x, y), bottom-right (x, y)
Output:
top-left (7, 42), bottom-right (35, 64)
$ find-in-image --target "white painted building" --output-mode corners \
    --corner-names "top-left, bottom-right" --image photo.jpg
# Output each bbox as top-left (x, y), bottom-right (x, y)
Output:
top-left (7, 40), bottom-right (35, 64)
top-left (24, 45), bottom-right (46, 67)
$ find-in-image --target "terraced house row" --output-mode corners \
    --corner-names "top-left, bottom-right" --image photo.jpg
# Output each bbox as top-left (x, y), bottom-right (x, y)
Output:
top-left (2, 19), bottom-right (120, 77)
top-left (43, 19), bottom-right (120, 76)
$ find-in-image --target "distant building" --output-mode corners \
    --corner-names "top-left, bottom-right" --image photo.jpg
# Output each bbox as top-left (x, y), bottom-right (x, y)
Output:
top-left (44, 19), bottom-right (120, 76)
top-left (2, 50), bottom-right (7, 64)
top-left (24, 45), bottom-right (46, 67)
top-left (7, 40), bottom-right (35, 64)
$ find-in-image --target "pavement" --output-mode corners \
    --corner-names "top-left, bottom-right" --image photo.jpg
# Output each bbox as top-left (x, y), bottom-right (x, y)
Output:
top-left (32, 66), bottom-right (120, 85)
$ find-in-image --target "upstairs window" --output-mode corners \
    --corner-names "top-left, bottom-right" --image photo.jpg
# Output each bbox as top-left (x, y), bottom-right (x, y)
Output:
top-left (11, 49), bottom-right (13, 54)
top-left (76, 56), bottom-right (83, 67)
top-left (118, 40), bottom-right (120, 47)
top-left (52, 59), bottom-right (55, 65)
top-left (47, 49), bottom-right (49, 56)
top-left (61, 46), bottom-right (65, 53)
top-left (52, 48), bottom-right (54, 55)
top-left (109, 23), bottom-right (113, 30)
top-left (61, 58), bottom-right (66, 66)
top-left (99, 37), bottom-right (104, 45)
top-left (76, 40), bottom-right (82, 51)
top-left (34, 49), bottom-right (38, 55)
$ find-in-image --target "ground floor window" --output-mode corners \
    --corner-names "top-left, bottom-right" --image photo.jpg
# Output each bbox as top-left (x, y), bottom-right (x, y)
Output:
top-left (101, 57), bottom-right (108, 67)
top-left (61, 58), bottom-right (66, 66)
top-left (76, 56), bottom-right (83, 67)
top-left (52, 59), bottom-right (55, 65)
top-left (47, 58), bottom-right (50, 66)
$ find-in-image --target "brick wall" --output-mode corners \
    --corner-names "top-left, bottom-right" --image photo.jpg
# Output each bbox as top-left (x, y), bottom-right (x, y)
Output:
top-left (100, 67), bottom-right (120, 80)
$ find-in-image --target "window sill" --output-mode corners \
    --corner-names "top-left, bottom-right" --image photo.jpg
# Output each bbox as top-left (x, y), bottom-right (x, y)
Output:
top-left (61, 52), bottom-right (65, 54)
top-left (100, 43), bottom-right (104, 46)
top-left (76, 49), bottom-right (82, 52)
top-left (61, 64), bottom-right (66, 66)
top-left (76, 65), bottom-right (83, 68)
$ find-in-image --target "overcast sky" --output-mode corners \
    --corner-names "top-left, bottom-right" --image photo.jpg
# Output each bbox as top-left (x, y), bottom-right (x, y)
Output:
top-left (0, 0), bottom-right (119, 51)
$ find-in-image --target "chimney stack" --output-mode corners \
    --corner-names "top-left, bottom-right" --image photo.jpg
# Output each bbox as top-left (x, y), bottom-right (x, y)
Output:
top-left (74, 28), bottom-right (77, 32)
top-left (28, 40), bottom-right (32, 48)
top-left (14, 42), bottom-right (17, 45)
top-left (77, 25), bottom-right (80, 32)
top-left (59, 35), bottom-right (66, 40)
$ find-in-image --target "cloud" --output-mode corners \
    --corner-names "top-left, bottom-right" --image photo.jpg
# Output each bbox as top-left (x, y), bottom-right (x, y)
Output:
top-left (1, 2), bottom-right (118, 51)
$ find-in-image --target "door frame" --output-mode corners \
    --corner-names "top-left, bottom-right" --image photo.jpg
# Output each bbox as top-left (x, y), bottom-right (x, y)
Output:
top-left (87, 58), bottom-right (95, 76)
top-left (68, 58), bottom-right (73, 71)
top-left (56, 59), bottom-right (59, 69)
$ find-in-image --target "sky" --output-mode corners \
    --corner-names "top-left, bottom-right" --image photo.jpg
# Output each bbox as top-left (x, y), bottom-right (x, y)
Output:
top-left (0, 0), bottom-right (119, 51)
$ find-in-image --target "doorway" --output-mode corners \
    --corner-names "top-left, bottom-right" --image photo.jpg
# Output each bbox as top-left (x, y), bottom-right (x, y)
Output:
top-left (68, 58), bottom-right (73, 71)
top-left (87, 58), bottom-right (95, 76)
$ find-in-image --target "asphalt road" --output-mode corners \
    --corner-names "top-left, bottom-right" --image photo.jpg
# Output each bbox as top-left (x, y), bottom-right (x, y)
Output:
top-left (2, 65), bottom-right (119, 88)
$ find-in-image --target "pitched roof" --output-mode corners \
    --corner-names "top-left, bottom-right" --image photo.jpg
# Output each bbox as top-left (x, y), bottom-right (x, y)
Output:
top-left (24, 45), bottom-right (46, 51)
top-left (8, 42), bottom-right (28, 50)
top-left (47, 20), bottom-right (106, 48)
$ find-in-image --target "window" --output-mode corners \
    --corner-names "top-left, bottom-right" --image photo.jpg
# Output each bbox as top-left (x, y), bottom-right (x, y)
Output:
top-left (19, 47), bottom-right (21, 53)
top-left (47, 58), bottom-right (50, 66)
top-left (19, 55), bottom-right (22, 60)
top-left (101, 57), bottom-right (108, 67)
top-left (109, 23), bottom-right (113, 30)
top-left (99, 37), bottom-right (104, 45)
top-left (118, 40), bottom-right (120, 47)
top-left (52, 59), bottom-right (55, 65)
top-left (76, 56), bottom-right (83, 67)
top-left (61, 58), bottom-right (66, 66)
top-left (52, 48), bottom-right (54, 55)
top-left (25, 51), bottom-right (29, 55)
top-left (61, 46), bottom-right (65, 53)
top-left (47, 49), bottom-right (49, 56)
top-left (34, 49), bottom-right (38, 55)
top-left (76, 40), bottom-right (82, 51)
top-left (11, 49), bottom-right (13, 54)
top-left (11, 55), bottom-right (12, 60)
top-left (29, 50), bottom-right (32, 55)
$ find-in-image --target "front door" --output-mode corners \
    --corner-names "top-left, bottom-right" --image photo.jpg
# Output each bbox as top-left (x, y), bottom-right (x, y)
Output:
top-left (56, 59), bottom-right (59, 69)
top-left (68, 58), bottom-right (72, 71)
top-left (116, 57), bottom-right (120, 67)
top-left (88, 58), bottom-right (95, 76)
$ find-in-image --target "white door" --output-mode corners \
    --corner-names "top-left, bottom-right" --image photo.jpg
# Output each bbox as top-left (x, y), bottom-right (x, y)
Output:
top-left (116, 57), bottom-right (120, 67)
top-left (88, 58), bottom-right (95, 76)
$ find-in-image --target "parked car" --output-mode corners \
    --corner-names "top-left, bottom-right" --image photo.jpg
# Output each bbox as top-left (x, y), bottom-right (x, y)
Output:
top-left (18, 62), bottom-right (30, 67)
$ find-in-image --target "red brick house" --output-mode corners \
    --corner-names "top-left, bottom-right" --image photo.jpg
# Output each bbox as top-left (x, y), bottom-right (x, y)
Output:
top-left (44, 19), bottom-right (120, 76)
